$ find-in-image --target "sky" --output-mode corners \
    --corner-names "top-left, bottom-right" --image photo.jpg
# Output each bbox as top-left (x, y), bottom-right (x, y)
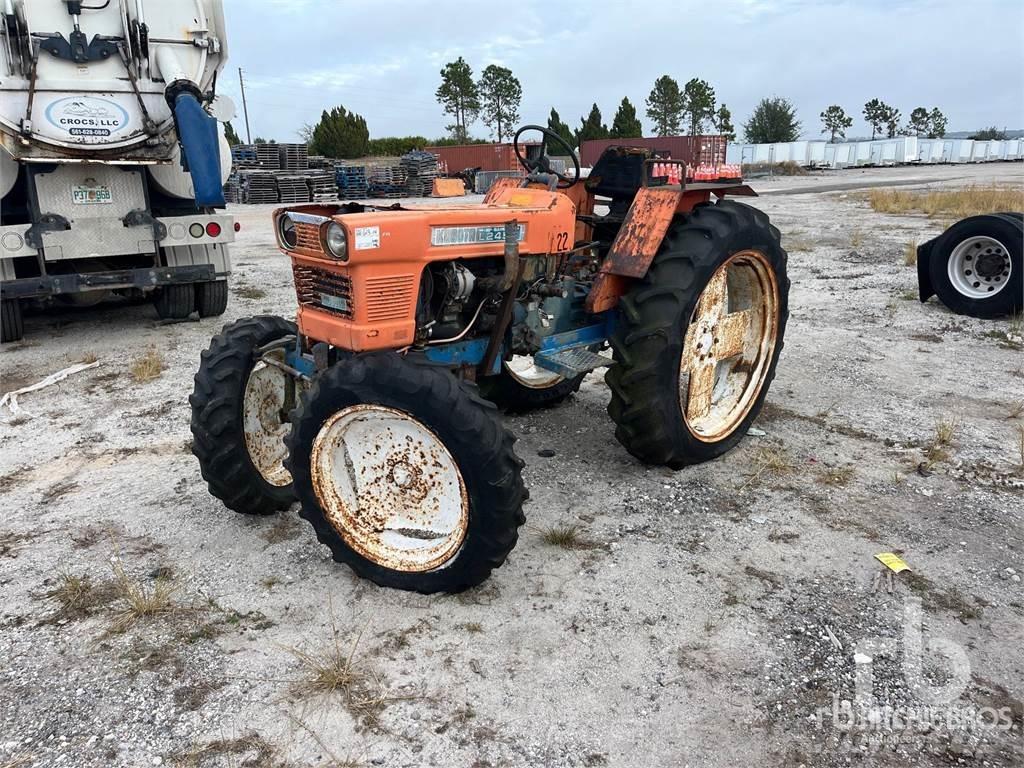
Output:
top-left (219, 0), bottom-right (1024, 144)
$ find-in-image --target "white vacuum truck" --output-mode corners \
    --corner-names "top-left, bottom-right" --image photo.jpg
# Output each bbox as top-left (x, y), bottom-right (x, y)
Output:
top-left (0, 0), bottom-right (236, 342)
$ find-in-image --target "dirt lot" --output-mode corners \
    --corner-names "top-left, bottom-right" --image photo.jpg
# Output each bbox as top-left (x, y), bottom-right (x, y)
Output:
top-left (1, 162), bottom-right (1022, 768)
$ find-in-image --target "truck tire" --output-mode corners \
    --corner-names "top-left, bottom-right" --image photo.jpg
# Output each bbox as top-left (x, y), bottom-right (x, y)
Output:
top-left (154, 284), bottom-right (195, 320)
top-left (606, 200), bottom-right (789, 468)
top-left (286, 352), bottom-right (527, 594)
top-left (196, 280), bottom-right (229, 318)
top-left (927, 214), bottom-right (1022, 318)
top-left (478, 357), bottom-right (585, 411)
top-left (1, 299), bottom-right (24, 343)
top-left (190, 315), bottom-right (300, 516)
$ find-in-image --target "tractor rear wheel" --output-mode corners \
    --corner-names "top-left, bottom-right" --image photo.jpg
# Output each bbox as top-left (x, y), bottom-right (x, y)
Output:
top-left (606, 200), bottom-right (789, 468)
top-left (286, 353), bottom-right (527, 594)
top-left (479, 356), bottom-right (585, 411)
top-left (190, 315), bottom-right (302, 515)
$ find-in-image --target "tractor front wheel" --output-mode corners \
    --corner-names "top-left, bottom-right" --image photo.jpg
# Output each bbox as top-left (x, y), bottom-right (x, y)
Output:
top-left (286, 353), bottom-right (527, 593)
top-left (607, 200), bottom-right (789, 468)
top-left (190, 315), bottom-right (302, 515)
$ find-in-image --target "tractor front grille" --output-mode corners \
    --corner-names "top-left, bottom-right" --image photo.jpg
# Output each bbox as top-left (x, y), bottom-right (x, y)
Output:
top-left (294, 222), bottom-right (323, 253)
top-left (293, 264), bottom-right (353, 319)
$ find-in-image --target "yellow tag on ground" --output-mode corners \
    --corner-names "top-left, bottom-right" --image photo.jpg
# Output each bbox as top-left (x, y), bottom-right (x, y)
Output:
top-left (875, 553), bottom-right (911, 573)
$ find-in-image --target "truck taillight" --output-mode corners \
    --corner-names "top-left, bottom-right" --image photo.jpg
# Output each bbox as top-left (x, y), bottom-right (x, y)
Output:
top-left (234, 222), bottom-right (241, 233)
top-left (206, 222), bottom-right (222, 237)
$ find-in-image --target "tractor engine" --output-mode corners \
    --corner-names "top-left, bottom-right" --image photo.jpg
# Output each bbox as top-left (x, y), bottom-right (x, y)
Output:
top-left (273, 184), bottom-right (581, 362)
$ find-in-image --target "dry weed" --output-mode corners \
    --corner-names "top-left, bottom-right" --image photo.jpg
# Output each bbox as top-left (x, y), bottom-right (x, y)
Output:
top-left (904, 240), bottom-right (918, 266)
top-left (130, 348), bottom-right (165, 383)
top-left (109, 556), bottom-right (180, 632)
top-left (868, 185), bottom-right (1024, 219)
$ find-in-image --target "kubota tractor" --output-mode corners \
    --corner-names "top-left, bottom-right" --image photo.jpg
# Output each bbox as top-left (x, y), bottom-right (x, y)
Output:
top-left (190, 126), bottom-right (790, 593)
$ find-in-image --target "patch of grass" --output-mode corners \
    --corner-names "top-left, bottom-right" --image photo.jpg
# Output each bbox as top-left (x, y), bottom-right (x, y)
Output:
top-left (868, 184), bottom-right (1024, 219)
top-left (767, 530), bottom-right (799, 543)
top-left (1006, 400), bottom-right (1024, 420)
top-left (1016, 424), bottom-right (1024, 472)
top-left (920, 416), bottom-right (960, 471)
top-left (904, 239), bottom-right (918, 266)
top-left (743, 445), bottom-right (794, 487)
top-left (742, 161), bottom-right (808, 177)
top-left (108, 556), bottom-right (181, 633)
top-left (170, 733), bottom-right (276, 768)
top-left (287, 625), bottom-right (396, 723)
top-left (899, 289), bottom-right (918, 301)
top-left (44, 570), bottom-right (119, 621)
top-left (462, 621), bottom-right (484, 634)
top-left (42, 479), bottom-right (78, 503)
top-left (905, 572), bottom-right (983, 622)
top-left (260, 515), bottom-right (300, 545)
top-left (817, 466), bottom-right (855, 486)
top-left (785, 237), bottom-right (814, 253)
top-left (130, 348), bottom-right (165, 383)
top-left (233, 285), bottom-right (267, 301)
top-left (260, 576), bottom-right (282, 589)
top-left (0, 530), bottom-right (34, 559)
top-left (850, 229), bottom-right (864, 248)
top-left (1, 754), bottom-right (35, 768)
top-left (540, 523), bottom-right (584, 549)
top-left (76, 351), bottom-right (99, 364)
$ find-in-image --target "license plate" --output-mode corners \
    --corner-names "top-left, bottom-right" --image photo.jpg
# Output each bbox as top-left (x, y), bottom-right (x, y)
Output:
top-left (72, 185), bottom-right (113, 205)
top-left (320, 293), bottom-right (349, 312)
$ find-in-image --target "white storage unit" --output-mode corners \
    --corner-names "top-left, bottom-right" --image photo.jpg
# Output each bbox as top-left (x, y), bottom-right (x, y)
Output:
top-left (807, 141), bottom-right (827, 166)
top-left (970, 141), bottom-right (990, 162)
top-left (825, 142), bottom-right (855, 168)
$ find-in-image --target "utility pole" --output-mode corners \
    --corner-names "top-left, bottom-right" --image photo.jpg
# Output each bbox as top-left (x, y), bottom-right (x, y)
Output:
top-left (238, 67), bottom-right (252, 144)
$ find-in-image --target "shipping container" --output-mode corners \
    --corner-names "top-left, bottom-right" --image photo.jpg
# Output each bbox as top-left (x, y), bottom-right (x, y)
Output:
top-left (579, 135), bottom-right (726, 168)
top-left (424, 143), bottom-right (524, 174)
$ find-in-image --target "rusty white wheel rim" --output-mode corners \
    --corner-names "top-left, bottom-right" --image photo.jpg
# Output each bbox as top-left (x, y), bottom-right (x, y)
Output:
top-left (505, 356), bottom-right (564, 389)
top-left (310, 404), bottom-right (469, 573)
top-left (680, 250), bottom-right (780, 442)
top-left (243, 352), bottom-right (295, 487)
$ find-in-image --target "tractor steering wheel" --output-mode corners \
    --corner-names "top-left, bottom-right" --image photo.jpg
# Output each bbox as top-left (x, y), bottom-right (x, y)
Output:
top-left (513, 125), bottom-right (581, 189)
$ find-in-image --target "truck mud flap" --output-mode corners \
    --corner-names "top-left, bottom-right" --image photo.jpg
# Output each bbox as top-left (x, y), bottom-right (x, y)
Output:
top-left (0, 265), bottom-right (215, 300)
top-left (916, 236), bottom-right (937, 302)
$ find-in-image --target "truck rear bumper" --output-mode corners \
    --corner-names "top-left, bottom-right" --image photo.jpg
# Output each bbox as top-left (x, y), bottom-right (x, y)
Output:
top-left (0, 264), bottom-right (216, 300)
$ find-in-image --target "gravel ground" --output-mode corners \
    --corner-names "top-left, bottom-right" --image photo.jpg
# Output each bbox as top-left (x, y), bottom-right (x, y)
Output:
top-left (1, 162), bottom-right (1022, 768)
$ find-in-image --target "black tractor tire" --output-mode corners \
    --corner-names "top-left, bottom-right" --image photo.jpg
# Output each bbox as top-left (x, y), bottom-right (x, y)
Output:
top-left (606, 199), bottom-right (789, 468)
top-left (286, 352), bottom-right (527, 594)
top-left (154, 283), bottom-right (196, 320)
top-left (928, 214), bottom-right (1022, 319)
top-left (196, 280), bottom-right (229, 318)
top-left (1, 299), bottom-right (24, 343)
top-left (190, 315), bottom-right (299, 516)
top-left (478, 362), bottom-right (586, 411)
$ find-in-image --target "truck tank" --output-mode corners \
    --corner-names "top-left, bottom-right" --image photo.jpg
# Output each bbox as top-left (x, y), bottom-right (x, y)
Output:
top-left (0, 0), bottom-right (237, 342)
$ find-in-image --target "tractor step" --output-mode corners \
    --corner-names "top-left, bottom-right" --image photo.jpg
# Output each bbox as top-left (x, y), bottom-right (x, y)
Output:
top-left (534, 347), bottom-right (611, 378)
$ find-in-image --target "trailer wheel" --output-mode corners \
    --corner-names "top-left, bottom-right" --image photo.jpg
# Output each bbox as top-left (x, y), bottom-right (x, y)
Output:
top-left (1, 299), bottom-right (24, 343)
top-left (190, 315), bottom-right (301, 515)
top-left (927, 214), bottom-right (1022, 318)
top-left (196, 280), bottom-right (229, 317)
top-left (286, 353), bottom-right (527, 594)
top-left (607, 200), bottom-right (789, 468)
top-left (478, 357), bottom-right (585, 411)
top-left (154, 284), bottom-right (195, 320)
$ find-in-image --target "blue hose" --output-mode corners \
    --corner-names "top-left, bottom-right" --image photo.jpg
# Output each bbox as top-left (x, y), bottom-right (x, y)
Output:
top-left (172, 92), bottom-right (225, 208)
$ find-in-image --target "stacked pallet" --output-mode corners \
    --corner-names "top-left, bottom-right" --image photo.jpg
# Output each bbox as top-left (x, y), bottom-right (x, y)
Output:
top-left (278, 143), bottom-right (309, 172)
top-left (254, 144), bottom-right (280, 170)
top-left (307, 155), bottom-right (332, 170)
top-left (400, 150), bottom-right (439, 197)
top-left (223, 174), bottom-right (242, 204)
top-left (241, 171), bottom-right (279, 204)
top-left (277, 174), bottom-right (311, 204)
top-left (367, 165), bottom-right (408, 198)
top-left (335, 165), bottom-right (368, 199)
top-left (306, 170), bottom-right (337, 202)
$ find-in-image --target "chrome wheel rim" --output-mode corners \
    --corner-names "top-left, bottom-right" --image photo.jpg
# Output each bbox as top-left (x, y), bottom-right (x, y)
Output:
top-left (948, 236), bottom-right (1012, 299)
top-left (310, 404), bottom-right (468, 573)
top-left (243, 351), bottom-right (296, 487)
top-left (680, 250), bottom-right (780, 442)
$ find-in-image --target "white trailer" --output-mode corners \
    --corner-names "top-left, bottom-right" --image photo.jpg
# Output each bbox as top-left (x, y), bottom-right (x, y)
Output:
top-left (1, 0), bottom-right (236, 342)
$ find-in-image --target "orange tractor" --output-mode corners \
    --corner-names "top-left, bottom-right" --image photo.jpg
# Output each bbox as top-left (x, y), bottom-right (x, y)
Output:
top-left (190, 126), bottom-right (789, 593)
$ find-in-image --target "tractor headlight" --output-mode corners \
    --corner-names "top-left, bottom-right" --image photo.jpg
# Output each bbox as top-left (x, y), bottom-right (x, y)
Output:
top-left (322, 222), bottom-right (348, 261)
top-left (278, 214), bottom-right (297, 249)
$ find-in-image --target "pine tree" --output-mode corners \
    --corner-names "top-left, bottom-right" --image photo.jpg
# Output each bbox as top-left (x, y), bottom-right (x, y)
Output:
top-left (743, 97), bottom-right (801, 143)
top-left (820, 105), bottom-right (853, 143)
top-left (436, 57), bottom-right (480, 142)
top-left (645, 75), bottom-right (683, 137)
top-left (477, 65), bottom-right (522, 142)
top-left (609, 97), bottom-right (643, 138)
top-left (546, 108), bottom-right (576, 154)
top-left (308, 105), bottom-right (369, 159)
top-left (576, 103), bottom-right (609, 144)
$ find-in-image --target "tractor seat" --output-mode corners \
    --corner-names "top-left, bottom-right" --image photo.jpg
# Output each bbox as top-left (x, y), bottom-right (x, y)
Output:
top-left (584, 146), bottom-right (655, 202)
